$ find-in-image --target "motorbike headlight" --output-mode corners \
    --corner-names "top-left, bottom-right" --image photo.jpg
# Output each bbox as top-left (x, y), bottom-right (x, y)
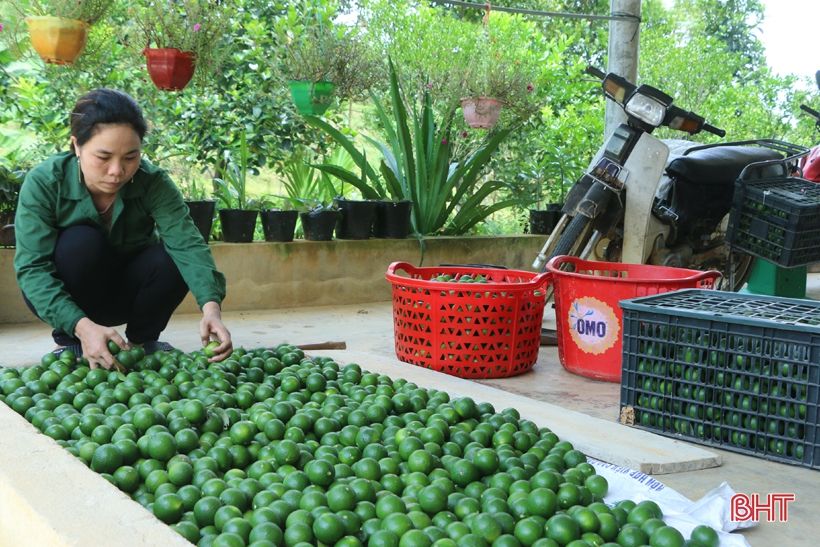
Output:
top-left (625, 93), bottom-right (666, 127)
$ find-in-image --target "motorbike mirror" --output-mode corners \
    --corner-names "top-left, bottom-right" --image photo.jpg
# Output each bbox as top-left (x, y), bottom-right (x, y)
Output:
top-left (602, 74), bottom-right (635, 105)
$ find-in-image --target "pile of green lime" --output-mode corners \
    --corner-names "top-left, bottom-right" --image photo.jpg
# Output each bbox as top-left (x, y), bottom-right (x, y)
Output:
top-left (0, 345), bottom-right (720, 547)
top-left (432, 274), bottom-right (488, 283)
top-left (632, 324), bottom-right (810, 459)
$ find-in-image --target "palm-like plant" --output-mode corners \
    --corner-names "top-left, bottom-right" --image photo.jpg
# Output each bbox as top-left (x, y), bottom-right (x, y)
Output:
top-left (306, 59), bottom-right (520, 235)
top-left (213, 134), bottom-right (256, 210)
top-left (279, 146), bottom-right (337, 210)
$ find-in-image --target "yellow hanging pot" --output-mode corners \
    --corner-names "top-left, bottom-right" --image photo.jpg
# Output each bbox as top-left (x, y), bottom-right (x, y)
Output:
top-left (26, 16), bottom-right (89, 65)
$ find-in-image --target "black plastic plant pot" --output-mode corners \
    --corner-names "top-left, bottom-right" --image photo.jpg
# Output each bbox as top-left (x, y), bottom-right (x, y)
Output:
top-left (260, 209), bottom-right (298, 242)
top-left (335, 198), bottom-right (378, 240)
top-left (185, 200), bottom-right (216, 243)
top-left (529, 204), bottom-right (563, 235)
top-left (0, 223), bottom-right (14, 247)
top-left (300, 210), bottom-right (339, 241)
top-left (219, 209), bottom-right (258, 243)
top-left (373, 200), bottom-right (413, 239)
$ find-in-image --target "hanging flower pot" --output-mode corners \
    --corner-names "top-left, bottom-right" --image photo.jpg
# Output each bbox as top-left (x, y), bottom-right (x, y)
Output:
top-left (26, 17), bottom-right (89, 65)
top-left (288, 80), bottom-right (336, 116)
top-left (143, 48), bottom-right (196, 91)
top-left (460, 97), bottom-right (503, 129)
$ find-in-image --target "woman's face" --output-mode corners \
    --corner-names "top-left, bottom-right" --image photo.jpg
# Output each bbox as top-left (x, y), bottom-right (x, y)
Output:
top-left (71, 123), bottom-right (142, 197)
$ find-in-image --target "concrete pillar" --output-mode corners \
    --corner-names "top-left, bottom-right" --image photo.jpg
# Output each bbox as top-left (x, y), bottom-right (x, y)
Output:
top-left (605, 0), bottom-right (642, 139)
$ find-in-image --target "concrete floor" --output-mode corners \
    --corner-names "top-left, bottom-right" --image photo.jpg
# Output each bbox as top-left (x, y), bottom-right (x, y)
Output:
top-left (2, 284), bottom-right (820, 546)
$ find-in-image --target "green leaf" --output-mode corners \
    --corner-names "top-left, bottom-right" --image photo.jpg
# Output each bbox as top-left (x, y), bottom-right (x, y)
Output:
top-left (313, 164), bottom-right (379, 199)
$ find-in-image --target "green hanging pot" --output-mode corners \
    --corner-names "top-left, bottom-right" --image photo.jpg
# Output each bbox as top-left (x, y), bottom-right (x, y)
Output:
top-left (288, 80), bottom-right (336, 115)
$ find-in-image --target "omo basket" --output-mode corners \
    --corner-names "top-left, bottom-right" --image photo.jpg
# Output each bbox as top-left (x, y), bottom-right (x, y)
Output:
top-left (548, 256), bottom-right (720, 382)
top-left (385, 262), bottom-right (550, 379)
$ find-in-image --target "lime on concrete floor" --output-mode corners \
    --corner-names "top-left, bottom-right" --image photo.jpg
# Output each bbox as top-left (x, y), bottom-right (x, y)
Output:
top-left (3, 277), bottom-right (820, 546)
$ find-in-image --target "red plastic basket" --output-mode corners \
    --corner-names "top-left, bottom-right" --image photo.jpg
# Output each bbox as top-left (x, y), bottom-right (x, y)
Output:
top-left (385, 261), bottom-right (551, 379)
top-left (547, 255), bottom-right (720, 382)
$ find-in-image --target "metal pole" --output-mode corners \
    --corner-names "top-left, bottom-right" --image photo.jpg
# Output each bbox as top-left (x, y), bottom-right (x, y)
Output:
top-left (605, 0), bottom-right (642, 139)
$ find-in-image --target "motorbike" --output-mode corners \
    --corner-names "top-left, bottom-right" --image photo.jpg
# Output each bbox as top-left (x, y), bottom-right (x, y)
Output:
top-left (532, 66), bottom-right (805, 290)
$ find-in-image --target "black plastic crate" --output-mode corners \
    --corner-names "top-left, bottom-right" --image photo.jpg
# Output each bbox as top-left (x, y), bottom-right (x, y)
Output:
top-left (727, 176), bottom-right (820, 267)
top-left (619, 289), bottom-right (820, 469)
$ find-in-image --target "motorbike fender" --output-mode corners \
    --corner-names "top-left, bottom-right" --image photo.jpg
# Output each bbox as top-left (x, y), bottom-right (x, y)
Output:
top-left (622, 134), bottom-right (671, 264)
top-left (563, 173), bottom-right (595, 213)
top-left (563, 147), bottom-right (607, 214)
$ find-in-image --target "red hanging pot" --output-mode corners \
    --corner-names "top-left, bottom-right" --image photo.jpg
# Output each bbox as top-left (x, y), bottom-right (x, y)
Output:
top-left (460, 97), bottom-right (503, 129)
top-left (143, 48), bottom-right (196, 91)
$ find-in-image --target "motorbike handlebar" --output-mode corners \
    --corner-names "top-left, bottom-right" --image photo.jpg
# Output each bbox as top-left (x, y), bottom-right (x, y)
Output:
top-left (702, 123), bottom-right (726, 137)
top-left (800, 104), bottom-right (820, 120)
top-left (585, 65), bottom-right (725, 136)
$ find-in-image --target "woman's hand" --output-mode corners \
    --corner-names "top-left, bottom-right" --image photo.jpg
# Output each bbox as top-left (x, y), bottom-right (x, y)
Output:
top-left (74, 317), bottom-right (129, 369)
top-left (200, 301), bottom-right (232, 362)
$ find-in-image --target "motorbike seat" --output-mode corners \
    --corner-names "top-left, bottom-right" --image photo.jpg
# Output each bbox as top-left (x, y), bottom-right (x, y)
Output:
top-left (666, 145), bottom-right (782, 186)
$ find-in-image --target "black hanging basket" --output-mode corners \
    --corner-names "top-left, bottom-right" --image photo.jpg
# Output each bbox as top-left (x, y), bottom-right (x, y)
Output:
top-left (335, 198), bottom-right (378, 240)
top-left (373, 200), bottom-right (413, 239)
top-left (219, 209), bottom-right (258, 243)
top-left (300, 209), bottom-right (339, 241)
top-left (261, 209), bottom-right (298, 242)
top-left (185, 200), bottom-right (216, 243)
top-left (529, 204), bottom-right (563, 235)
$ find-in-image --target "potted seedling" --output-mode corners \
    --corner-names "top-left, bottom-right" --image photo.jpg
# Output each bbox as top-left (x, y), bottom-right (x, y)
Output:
top-left (179, 178), bottom-right (216, 243)
top-left (299, 202), bottom-right (340, 241)
top-left (259, 196), bottom-right (299, 243)
top-left (305, 124), bottom-right (413, 239)
top-left (213, 135), bottom-right (259, 243)
top-left (0, 166), bottom-right (23, 247)
top-left (528, 148), bottom-right (568, 235)
top-left (278, 145), bottom-right (342, 241)
top-left (0, 146), bottom-right (34, 248)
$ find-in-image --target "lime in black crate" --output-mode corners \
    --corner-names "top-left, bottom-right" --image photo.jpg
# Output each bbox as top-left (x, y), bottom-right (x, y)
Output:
top-left (618, 289), bottom-right (820, 469)
top-left (727, 175), bottom-right (820, 267)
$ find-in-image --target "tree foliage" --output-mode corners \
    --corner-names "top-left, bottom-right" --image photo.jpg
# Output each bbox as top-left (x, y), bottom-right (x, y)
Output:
top-left (1, 0), bottom-right (817, 236)
top-left (640, 0), bottom-right (815, 146)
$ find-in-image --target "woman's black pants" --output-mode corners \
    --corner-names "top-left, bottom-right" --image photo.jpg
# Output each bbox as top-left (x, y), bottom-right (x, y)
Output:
top-left (24, 224), bottom-right (189, 346)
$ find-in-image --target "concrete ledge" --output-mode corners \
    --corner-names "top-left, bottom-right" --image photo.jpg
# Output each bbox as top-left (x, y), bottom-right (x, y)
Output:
top-left (0, 235), bottom-right (544, 325)
top-left (0, 403), bottom-right (189, 547)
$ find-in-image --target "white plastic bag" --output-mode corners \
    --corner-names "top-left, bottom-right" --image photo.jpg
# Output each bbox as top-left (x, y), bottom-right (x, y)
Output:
top-left (589, 458), bottom-right (754, 547)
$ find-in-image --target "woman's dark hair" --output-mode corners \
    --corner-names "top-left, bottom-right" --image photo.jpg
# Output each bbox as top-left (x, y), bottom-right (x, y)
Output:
top-left (69, 89), bottom-right (148, 154)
